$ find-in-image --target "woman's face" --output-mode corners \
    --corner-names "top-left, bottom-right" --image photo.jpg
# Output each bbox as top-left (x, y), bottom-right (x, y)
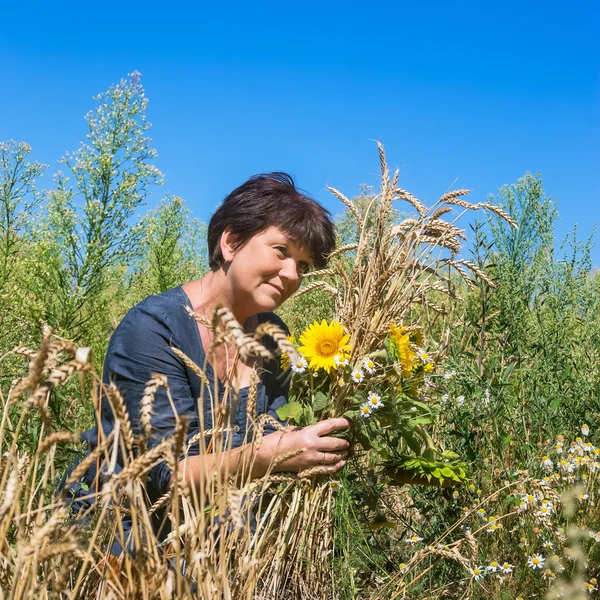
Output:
top-left (223, 225), bottom-right (313, 316)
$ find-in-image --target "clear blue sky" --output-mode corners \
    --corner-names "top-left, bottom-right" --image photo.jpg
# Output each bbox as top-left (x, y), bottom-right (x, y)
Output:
top-left (2, 1), bottom-right (599, 263)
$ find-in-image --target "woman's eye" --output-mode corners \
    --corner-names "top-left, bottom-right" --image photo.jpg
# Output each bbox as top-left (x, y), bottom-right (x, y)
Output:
top-left (275, 246), bottom-right (288, 256)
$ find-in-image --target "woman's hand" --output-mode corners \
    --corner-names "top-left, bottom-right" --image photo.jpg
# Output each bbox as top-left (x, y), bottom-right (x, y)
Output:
top-left (255, 418), bottom-right (351, 475)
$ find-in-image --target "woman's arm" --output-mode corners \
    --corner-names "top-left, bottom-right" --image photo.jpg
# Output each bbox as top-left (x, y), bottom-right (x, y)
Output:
top-left (176, 418), bottom-right (351, 486)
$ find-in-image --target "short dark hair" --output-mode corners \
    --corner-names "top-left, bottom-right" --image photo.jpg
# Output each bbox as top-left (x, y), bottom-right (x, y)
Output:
top-left (207, 172), bottom-right (336, 270)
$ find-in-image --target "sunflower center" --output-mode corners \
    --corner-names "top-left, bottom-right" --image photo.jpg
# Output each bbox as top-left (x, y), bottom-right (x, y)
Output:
top-left (316, 340), bottom-right (338, 357)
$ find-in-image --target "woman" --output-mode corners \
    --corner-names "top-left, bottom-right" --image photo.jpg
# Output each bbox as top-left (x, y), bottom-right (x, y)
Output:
top-left (68, 172), bottom-right (350, 551)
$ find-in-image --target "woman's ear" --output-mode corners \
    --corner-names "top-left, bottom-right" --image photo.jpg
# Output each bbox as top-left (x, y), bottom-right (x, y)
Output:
top-left (220, 227), bottom-right (239, 263)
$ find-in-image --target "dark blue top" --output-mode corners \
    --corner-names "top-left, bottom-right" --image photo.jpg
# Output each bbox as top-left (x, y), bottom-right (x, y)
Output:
top-left (74, 287), bottom-right (289, 539)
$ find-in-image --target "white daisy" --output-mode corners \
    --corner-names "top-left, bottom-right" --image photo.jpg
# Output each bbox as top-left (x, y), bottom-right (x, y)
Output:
top-left (470, 566), bottom-right (485, 581)
top-left (443, 370), bottom-right (456, 381)
top-left (528, 554), bottom-right (545, 569)
top-left (333, 354), bottom-right (349, 367)
top-left (456, 395), bottom-right (465, 408)
top-left (351, 369), bottom-right (364, 384)
top-left (291, 356), bottom-right (308, 373)
top-left (367, 392), bottom-right (383, 410)
top-left (362, 357), bottom-right (376, 373)
top-left (582, 424), bottom-right (590, 436)
top-left (542, 541), bottom-right (554, 550)
top-left (500, 562), bottom-right (513, 574)
top-left (541, 456), bottom-right (554, 471)
top-left (487, 560), bottom-right (500, 572)
top-left (406, 535), bottom-right (423, 544)
top-left (359, 403), bottom-right (372, 418)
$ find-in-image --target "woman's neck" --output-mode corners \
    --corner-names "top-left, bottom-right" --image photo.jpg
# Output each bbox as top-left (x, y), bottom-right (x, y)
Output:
top-left (182, 272), bottom-right (254, 325)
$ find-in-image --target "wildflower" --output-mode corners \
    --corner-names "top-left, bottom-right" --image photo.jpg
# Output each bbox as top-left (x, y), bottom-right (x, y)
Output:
top-left (398, 563), bottom-right (408, 572)
top-left (584, 581), bottom-right (598, 594)
top-left (541, 456), bottom-right (554, 471)
top-left (477, 508), bottom-right (486, 518)
top-left (558, 459), bottom-right (574, 473)
top-left (444, 370), bottom-right (456, 381)
top-left (476, 488), bottom-right (482, 495)
top-left (456, 395), bottom-right (465, 408)
top-left (500, 562), bottom-right (513, 574)
top-left (359, 403), bottom-right (372, 418)
top-left (330, 480), bottom-right (341, 491)
top-left (468, 484), bottom-right (476, 491)
top-left (423, 362), bottom-right (434, 373)
top-left (470, 566), bottom-right (485, 581)
top-left (298, 320), bottom-right (351, 373)
top-left (528, 554), bottom-right (545, 569)
top-left (452, 490), bottom-right (459, 498)
top-left (367, 392), bottom-right (383, 410)
top-left (350, 369), bottom-right (364, 384)
top-left (406, 535), bottom-right (423, 544)
top-left (542, 541), bottom-right (554, 550)
top-left (487, 560), bottom-right (500, 572)
top-left (536, 504), bottom-right (553, 518)
top-left (389, 324), bottom-right (416, 377)
top-left (542, 568), bottom-right (556, 581)
top-left (483, 388), bottom-right (491, 405)
top-left (521, 493), bottom-right (538, 506)
top-left (362, 357), bottom-right (376, 373)
top-left (410, 406), bottom-right (417, 412)
top-left (337, 377), bottom-right (345, 387)
top-left (333, 354), bottom-right (349, 367)
top-left (487, 522), bottom-right (503, 533)
top-left (441, 393), bottom-right (449, 404)
top-left (291, 356), bottom-right (308, 373)
top-left (589, 531), bottom-right (600, 543)
top-left (579, 492), bottom-right (589, 501)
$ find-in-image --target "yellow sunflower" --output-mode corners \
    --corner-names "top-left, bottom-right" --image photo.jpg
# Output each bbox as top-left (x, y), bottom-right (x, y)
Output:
top-left (298, 320), bottom-right (351, 373)
top-left (389, 323), bottom-right (416, 378)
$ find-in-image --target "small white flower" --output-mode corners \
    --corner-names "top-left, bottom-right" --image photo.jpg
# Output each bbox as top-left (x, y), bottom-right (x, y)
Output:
top-left (528, 554), bottom-right (545, 569)
top-left (444, 370), bottom-right (456, 381)
top-left (584, 581), bottom-right (598, 593)
top-left (362, 357), bottom-right (376, 373)
top-left (406, 535), bottom-right (423, 544)
top-left (500, 562), bottom-right (513, 574)
top-left (542, 541), bottom-right (554, 550)
top-left (470, 566), bottom-right (485, 580)
top-left (487, 560), bottom-right (500, 572)
top-left (333, 354), bottom-right (349, 367)
top-left (291, 356), bottom-right (308, 373)
top-left (359, 403), bottom-right (372, 418)
top-left (367, 392), bottom-right (383, 410)
top-left (536, 504), bottom-right (553, 518)
top-left (456, 395), bottom-right (465, 408)
top-left (558, 459), bottom-right (574, 473)
top-left (541, 456), bottom-right (554, 471)
top-left (418, 350), bottom-right (429, 362)
top-left (483, 388), bottom-right (491, 405)
top-left (441, 393), bottom-right (449, 404)
top-left (410, 406), bottom-right (417, 412)
top-left (589, 530), bottom-right (600, 543)
top-left (582, 424), bottom-right (590, 437)
top-left (351, 369), bottom-right (364, 384)
top-left (579, 493), bottom-right (589, 501)
top-left (330, 480), bottom-right (341, 491)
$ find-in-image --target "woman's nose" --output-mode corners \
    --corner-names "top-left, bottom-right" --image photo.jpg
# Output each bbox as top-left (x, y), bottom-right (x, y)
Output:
top-left (280, 258), bottom-right (302, 286)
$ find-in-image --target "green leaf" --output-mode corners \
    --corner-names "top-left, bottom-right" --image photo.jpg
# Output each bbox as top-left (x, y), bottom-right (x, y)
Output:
top-left (313, 391), bottom-right (328, 412)
top-left (276, 401), bottom-right (304, 422)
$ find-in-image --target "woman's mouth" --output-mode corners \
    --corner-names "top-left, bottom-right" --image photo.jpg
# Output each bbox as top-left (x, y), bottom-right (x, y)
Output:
top-left (267, 282), bottom-right (284, 295)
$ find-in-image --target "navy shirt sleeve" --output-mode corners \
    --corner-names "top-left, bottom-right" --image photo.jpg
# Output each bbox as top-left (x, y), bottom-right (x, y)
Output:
top-left (101, 296), bottom-right (202, 495)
